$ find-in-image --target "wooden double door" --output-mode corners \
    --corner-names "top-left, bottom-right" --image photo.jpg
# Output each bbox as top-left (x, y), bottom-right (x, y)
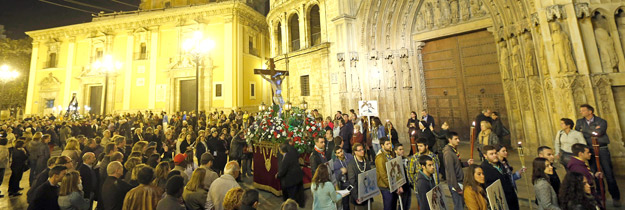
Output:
top-left (421, 30), bottom-right (508, 140)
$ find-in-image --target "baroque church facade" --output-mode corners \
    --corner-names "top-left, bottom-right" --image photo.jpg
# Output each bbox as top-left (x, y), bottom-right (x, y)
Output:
top-left (25, 0), bottom-right (625, 173)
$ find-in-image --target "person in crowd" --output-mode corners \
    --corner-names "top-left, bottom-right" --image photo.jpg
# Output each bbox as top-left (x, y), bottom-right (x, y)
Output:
top-left (9, 139), bottom-right (28, 196)
top-left (183, 168), bottom-right (208, 210)
top-left (537, 146), bottom-right (561, 193)
top-left (209, 161), bottom-right (241, 210)
top-left (324, 133), bottom-right (335, 161)
top-left (430, 121), bottom-right (450, 154)
top-left (385, 121), bottom-right (399, 146)
top-left (312, 164), bottom-right (346, 210)
top-left (554, 118), bottom-right (585, 168)
top-left (207, 129), bottom-right (228, 175)
top-left (195, 130), bottom-right (208, 165)
top-left (152, 161), bottom-right (170, 193)
top-left (77, 152), bottom-right (97, 207)
top-left (407, 111), bottom-right (419, 138)
top-left (339, 117), bottom-right (354, 154)
top-left (532, 157), bottom-right (560, 210)
top-left (409, 138), bottom-right (440, 185)
top-left (490, 112), bottom-right (509, 147)
top-left (223, 187), bottom-right (245, 210)
top-left (421, 109), bottom-right (435, 128)
top-left (416, 121), bottom-right (436, 151)
top-left (463, 164), bottom-right (488, 210)
top-left (559, 172), bottom-right (600, 210)
top-left (351, 125), bottom-right (364, 147)
top-left (123, 157), bottom-right (142, 182)
top-left (496, 145), bottom-right (525, 190)
top-left (477, 121), bottom-right (499, 159)
top-left (28, 166), bottom-right (68, 210)
top-left (281, 198), bottom-right (299, 210)
top-left (122, 166), bottom-right (160, 210)
top-left (184, 149), bottom-right (197, 178)
top-left (375, 137), bottom-right (401, 210)
top-left (415, 155), bottom-right (436, 210)
top-left (347, 143), bottom-right (372, 209)
top-left (200, 152), bottom-right (220, 190)
top-left (27, 134), bottom-right (48, 185)
top-left (240, 189), bottom-right (260, 210)
top-left (172, 153), bottom-right (189, 183)
top-left (156, 175), bottom-right (185, 210)
top-left (58, 170), bottom-right (90, 210)
top-left (101, 161), bottom-right (133, 210)
top-left (310, 136), bottom-right (328, 177)
top-left (481, 145), bottom-right (519, 210)
top-left (574, 104), bottom-right (620, 207)
top-left (61, 139), bottom-right (82, 168)
top-left (370, 118), bottom-right (386, 155)
top-left (275, 142), bottom-right (304, 207)
top-left (229, 131), bottom-right (246, 172)
top-left (332, 147), bottom-right (353, 210)
top-left (333, 119), bottom-right (341, 138)
top-left (443, 132), bottom-right (473, 210)
top-left (474, 109), bottom-right (492, 136)
top-left (28, 156), bottom-right (60, 201)
top-left (0, 137), bottom-right (9, 198)
top-left (567, 143), bottom-right (602, 207)
top-left (394, 143), bottom-right (411, 210)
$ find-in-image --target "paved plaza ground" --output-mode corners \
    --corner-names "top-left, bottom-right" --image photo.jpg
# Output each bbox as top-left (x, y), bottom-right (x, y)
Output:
top-left (1, 142), bottom-right (622, 209)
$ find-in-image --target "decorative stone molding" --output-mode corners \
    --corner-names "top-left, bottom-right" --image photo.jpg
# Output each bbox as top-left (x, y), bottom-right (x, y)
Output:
top-left (592, 74), bottom-right (612, 112)
top-left (337, 53), bottom-right (345, 62)
top-left (415, 41), bottom-right (427, 109)
top-left (574, 3), bottom-right (591, 19)
top-left (350, 52), bottom-right (359, 67)
top-left (39, 73), bottom-right (62, 91)
top-left (546, 5), bottom-right (566, 21)
top-left (369, 51), bottom-right (379, 60)
top-left (530, 13), bottom-right (539, 26)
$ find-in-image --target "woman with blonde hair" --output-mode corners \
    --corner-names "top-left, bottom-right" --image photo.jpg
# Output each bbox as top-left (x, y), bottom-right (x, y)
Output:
top-left (124, 157), bottom-right (143, 183)
top-left (61, 139), bottom-right (81, 169)
top-left (58, 170), bottom-right (90, 210)
top-left (128, 163), bottom-right (148, 187)
top-left (477, 121), bottom-right (499, 159)
top-left (223, 187), bottom-right (245, 210)
top-left (152, 162), bottom-right (170, 194)
top-left (183, 168), bottom-right (208, 210)
top-left (131, 141), bottom-right (149, 154)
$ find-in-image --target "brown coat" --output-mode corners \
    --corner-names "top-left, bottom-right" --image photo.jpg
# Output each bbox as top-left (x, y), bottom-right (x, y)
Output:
top-left (122, 184), bottom-right (161, 210)
top-left (464, 186), bottom-right (488, 210)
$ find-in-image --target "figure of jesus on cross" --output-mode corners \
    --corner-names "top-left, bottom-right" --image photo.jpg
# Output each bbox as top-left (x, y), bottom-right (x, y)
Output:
top-left (254, 58), bottom-right (289, 114)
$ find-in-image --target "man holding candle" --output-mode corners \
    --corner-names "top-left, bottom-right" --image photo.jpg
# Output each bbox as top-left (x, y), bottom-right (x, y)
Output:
top-left (574, 104), bottom-right (620, 207)
top-left (443, 132), bottom-right (474, 210)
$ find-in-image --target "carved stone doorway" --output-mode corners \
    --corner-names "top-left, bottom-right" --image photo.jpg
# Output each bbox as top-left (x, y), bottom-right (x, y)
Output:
top-left (421, 30), bottom-right (508, 140)
top-left (88, 86), bottom-right (103, 115)
top-left (179, 79), bottom-right (197, 112)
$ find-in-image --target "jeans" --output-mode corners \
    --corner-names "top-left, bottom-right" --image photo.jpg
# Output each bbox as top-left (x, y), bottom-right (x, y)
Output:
top-left (372, 143), bottom-right (381, 156)
top-left (381, 189), bottom-right (397, 210)
top-left (590, 147), bottom-right (621, 200)
top-left (448, 185), bottom-right (464, 210)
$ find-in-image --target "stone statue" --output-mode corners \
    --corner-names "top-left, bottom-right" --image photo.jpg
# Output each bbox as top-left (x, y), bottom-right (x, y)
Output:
top-left (498, 41), bottom-right (512, 80)
top-left (385, 58), bottom-right (396, 88)
top-left (438, 0), bottom-right (450, 26)
top-left (470, 0), bottom-right (480, 17)
top-left (371, 60), bottom-right (381, 89)
top-left (522, 33), bottom-right (538, 76)
top-left (550, 22), bottom-right (577, 74)
top-left (460, 0), bottom-right (470, 21)
top-left (401, 57), bottom-right (412, 88)
top-left (510, 37), bottom-right (524, 78)
top-left (616, 16), bottom-right (625, 57)
top-left (351, 66), bottom-right (360, 91)
top-left (416, 12), bottom-right (426, 31)
top-left (449, 0), bottom-right (459, 23)
top-left (424, 3), bottom-right (434, 29)
top-left (594, 27), bottom-right (619, 72)
top-left (339, 65), bottom-right (348, 92)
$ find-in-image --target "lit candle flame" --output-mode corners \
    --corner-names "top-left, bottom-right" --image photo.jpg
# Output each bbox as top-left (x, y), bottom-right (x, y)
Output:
top-left (517, 141), bottom-right (522, 146)
top-left (472, 121), bottom-right (476, 126)
top-left (592, 132), bottom-right (598, 136)
top-left (411, 130), bottom-right (416, 135)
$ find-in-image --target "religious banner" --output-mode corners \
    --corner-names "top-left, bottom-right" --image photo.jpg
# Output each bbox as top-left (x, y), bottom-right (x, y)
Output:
top-left (426, 185), bottom-right (448, 210)
top-left (358, 100), bottom-right (378, 116)
top-left (486, 180), bottom-right (509, 210)
top-left (357, 169), bottom-right (380, 202)
top-left (386, 157), bottom-right (406, 192)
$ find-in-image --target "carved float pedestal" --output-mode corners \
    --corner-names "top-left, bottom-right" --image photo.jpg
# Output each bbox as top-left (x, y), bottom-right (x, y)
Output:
top-left (252, 142), bottom-right (312, 196)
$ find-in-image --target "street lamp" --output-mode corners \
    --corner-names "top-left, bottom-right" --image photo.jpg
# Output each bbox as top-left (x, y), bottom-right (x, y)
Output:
top-left (300, 99), bottom-right (308, 110)
top-left (0, 65), bottom-right (20, 110)
top-left (259, 101), bottom-right (266, 111)
top-left (92, 55), bottom-right (122, 115)
top-left (183, 31), bottom-right (215, 113)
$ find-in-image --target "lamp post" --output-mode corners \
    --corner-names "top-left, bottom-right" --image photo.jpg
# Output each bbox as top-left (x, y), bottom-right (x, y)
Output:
top-left (259, 101), bottom-right (266, 111)
top-left (0, 65), bottom-right (20, 110)
top-left (183, 31), bottom-right (215, 113)
top-left (92, 55), bottom-right (122, 115)
top-left (300, 99), bottom-right (308, 110)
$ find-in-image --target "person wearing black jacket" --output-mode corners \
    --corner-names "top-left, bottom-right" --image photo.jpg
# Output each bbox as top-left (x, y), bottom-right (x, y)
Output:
top-left (77, 152), bottom-right (98, 207)
top-left (28, 166), bottom-right (67, 210)
top-left (101, 161), bottom-right (133, 210)
top-left (347, 143), bottom-right (372, 209)
top-left (474, 109), bottom-right (493, 137)
top-left (276, 143), bottom-right (304, 207)
top-left (8, 140), bottom-right (28, 196)
top-left (480, 145), bottom-right (519, 210)
top-left (416, 121), bottom-right (436, 150)
top-left (339, 119), bottom-right (354, 154)
top-left (415, 155), bottom-right (436, 210)
top-left (310, 137), bottom-right (328, 178)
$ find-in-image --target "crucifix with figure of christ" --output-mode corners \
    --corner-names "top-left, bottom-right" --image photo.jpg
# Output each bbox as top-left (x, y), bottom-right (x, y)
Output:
top-left (254, 58), bottom-right (289, 112)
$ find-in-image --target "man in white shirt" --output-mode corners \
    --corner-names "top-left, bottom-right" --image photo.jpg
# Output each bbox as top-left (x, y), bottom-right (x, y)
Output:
top-left (554, 118), bottom-right (585, 168)
top-left (208, 161), bottom-right (241, 210)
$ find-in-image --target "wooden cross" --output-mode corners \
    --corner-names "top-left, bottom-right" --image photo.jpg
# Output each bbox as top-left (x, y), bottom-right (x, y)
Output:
top-left (254, 58), bottom-right (289, 108)
top-left (254, 58), bottom-right (289, 80)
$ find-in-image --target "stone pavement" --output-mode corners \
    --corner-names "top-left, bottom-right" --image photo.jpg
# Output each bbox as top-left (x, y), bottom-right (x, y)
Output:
top-left (1, 142), bottom-right (622, 209)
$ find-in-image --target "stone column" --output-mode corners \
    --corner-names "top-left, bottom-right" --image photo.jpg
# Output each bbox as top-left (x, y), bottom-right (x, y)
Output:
top-left (25, 41), bottom-right (39, 115)
top-left (124, 32), bottom-right (133, 111)
top-left (149, 27), bottom-right (159, 110)
top-left (64, 37), bottom-right (76, 109)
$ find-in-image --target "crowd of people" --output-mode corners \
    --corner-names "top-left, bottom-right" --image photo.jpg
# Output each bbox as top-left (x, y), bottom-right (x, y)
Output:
top-left (0, 103), bottom-right (620, 210)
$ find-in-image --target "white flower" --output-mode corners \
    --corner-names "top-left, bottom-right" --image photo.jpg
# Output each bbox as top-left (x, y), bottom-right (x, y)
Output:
top-left (277, 134), bottom-right (281, 138)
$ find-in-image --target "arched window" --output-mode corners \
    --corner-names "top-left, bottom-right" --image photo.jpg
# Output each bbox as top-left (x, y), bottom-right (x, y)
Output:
top-left (47, 52), bottom-right (57, 68)
top-left (309, 5), bottom-right (321, 46)
top-left (289, 14), bottom-right (300, 51)
top-left (276, 22), bottom-right (283, 55)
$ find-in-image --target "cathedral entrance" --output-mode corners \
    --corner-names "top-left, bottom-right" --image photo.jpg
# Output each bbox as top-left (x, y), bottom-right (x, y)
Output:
top-left (179, 79), bottom-right (197, 112)
top-left (88, 86), bottom-right (102, 115)
top-left (421, 30), bottom-right (509, 140)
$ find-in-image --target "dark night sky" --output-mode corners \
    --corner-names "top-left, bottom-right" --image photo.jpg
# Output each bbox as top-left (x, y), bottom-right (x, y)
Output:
top-left (1, 0), bottom-right (140, 39)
